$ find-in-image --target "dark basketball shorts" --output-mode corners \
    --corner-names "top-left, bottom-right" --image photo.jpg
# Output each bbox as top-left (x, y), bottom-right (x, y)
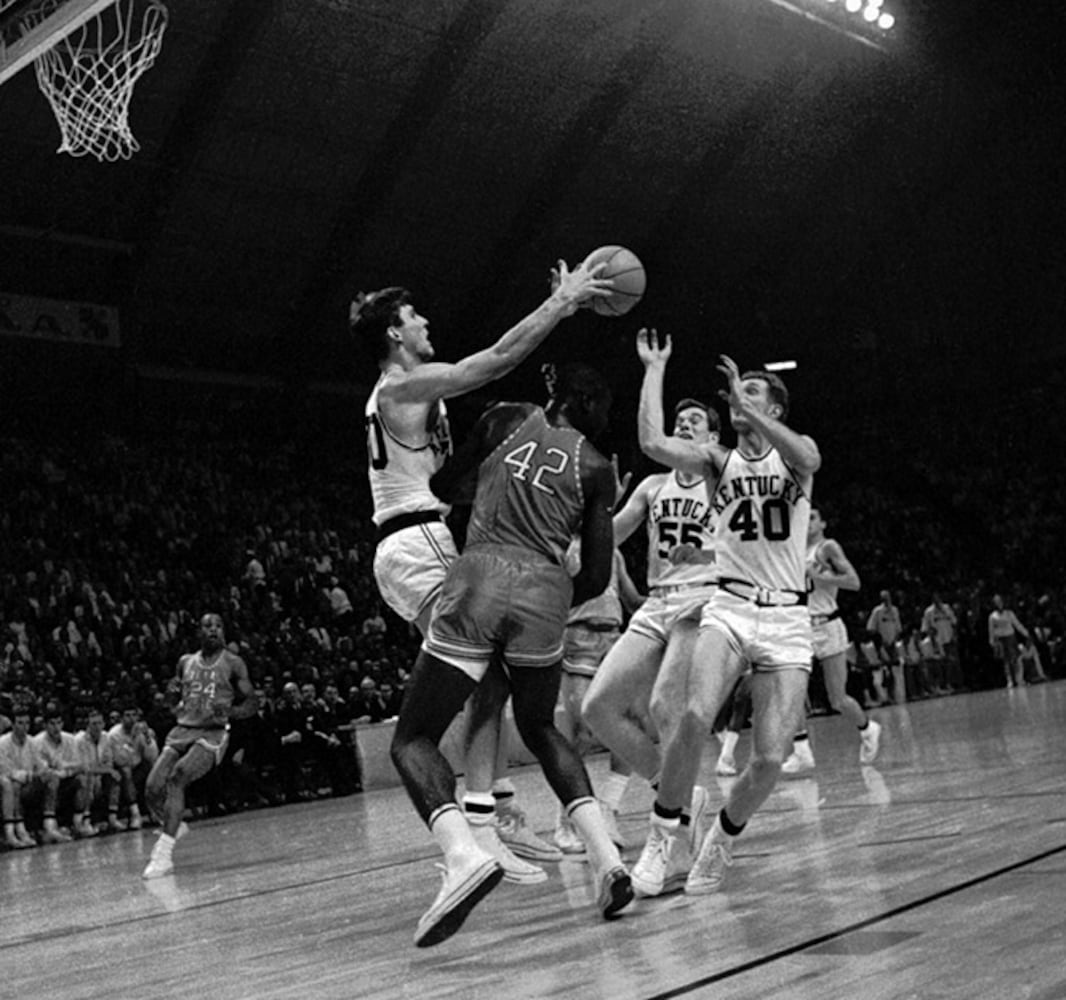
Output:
top-left (424, 544), bottom-right (572, 681)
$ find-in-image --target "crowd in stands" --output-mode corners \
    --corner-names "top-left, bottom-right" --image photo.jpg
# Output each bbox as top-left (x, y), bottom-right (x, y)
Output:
top-left (1, 387), bottom-right (1063, 843)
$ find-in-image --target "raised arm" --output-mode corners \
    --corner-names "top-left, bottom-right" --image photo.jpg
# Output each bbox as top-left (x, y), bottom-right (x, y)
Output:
top-left (386, 260), bottom-right (612, 403)
top-left (636, 328), bottom-right (723, 477)
top-left (717, 354), bottom-right (820, 475)
top-left (808, 539), bottom-right (860, 592)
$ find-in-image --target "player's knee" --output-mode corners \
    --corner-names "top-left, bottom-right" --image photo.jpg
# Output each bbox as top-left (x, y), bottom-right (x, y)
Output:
top-left (749, 750), bottom-right (786, 780)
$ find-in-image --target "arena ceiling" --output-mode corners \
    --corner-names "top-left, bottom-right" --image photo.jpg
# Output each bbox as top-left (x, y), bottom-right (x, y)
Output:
top-left (0, 0), bottom-right (1063, 422)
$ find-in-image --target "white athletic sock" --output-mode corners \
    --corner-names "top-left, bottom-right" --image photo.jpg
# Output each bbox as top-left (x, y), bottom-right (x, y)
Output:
top-left (154, 833), bottom-right (175, 860)
top-left (463, 790), bottom-right (497, 826)
top-left (429, 803), bottom-right (482, 864)
top-left (567, 797), bottom-right (621, 875)
top-left (720, 730), bottom-right (739, 758)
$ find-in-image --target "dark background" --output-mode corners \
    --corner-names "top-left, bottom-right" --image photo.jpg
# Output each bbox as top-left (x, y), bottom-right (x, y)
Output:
top-left (1, 0), bottom-right (1064, 472)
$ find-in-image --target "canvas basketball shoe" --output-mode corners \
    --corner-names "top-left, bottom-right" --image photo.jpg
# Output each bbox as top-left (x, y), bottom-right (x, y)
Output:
top-left (631, 820), bottom-right (677, 897)
top-left (496, 806), bottom-right (563, 862)
top-left (597, 865), bottom-right (634, 920)
top-left (414, 855), bottom-right (504, 948)
top-left (859, 719), bottom-right (883, 764)
top-left (782, 739), bottom-right (815, 775)
top-left (553, 815), bottom-right (587, 857)
top-left (685, 824), bottom-right (734, 895)
top-left (471, 820), bottom-right (548, 884)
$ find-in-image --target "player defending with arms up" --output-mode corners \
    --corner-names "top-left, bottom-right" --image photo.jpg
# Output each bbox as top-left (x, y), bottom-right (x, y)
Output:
top-left (143, 613), bottom-right (256, 879)
top-left (354, 262), bottom-right (611, 875)
top-left (390, 364), bottom-right (632, 947)
top-left (636, 328), bottom-right (819, 895)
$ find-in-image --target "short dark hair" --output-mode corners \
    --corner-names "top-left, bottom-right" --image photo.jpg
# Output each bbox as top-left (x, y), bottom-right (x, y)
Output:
top-left (674, 397), bottom-right (720, 432)
top-left (742, 370), bottom-right (790, 421)
top-left (349, 287), bottom-right (413, 364)
top-left (553, 363), bottom-right (612, 410)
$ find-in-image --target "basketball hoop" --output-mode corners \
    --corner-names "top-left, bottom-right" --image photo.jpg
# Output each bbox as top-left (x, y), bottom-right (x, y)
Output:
top-left (26, 0), bottom-right (167, 162)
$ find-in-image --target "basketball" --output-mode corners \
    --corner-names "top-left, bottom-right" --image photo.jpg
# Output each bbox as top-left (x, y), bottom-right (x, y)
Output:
top-left (582, 245), bottom-right (646, 316)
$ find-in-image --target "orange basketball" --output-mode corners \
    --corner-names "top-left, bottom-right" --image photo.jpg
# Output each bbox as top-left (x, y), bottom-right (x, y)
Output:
top-left (582, 245), bottom-right (646, 317)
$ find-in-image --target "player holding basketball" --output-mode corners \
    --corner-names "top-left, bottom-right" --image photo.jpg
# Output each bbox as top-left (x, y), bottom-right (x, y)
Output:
top-left (390, 364), bottom-right (632, 947)
top-left (352, 261), bottom-right (612, 881)
top-left (635, 327), bottom-right (819, 895)
top-left (580, 396), bottom-right (721, 894)
top-left (142, 613), bottom-right (256, 879)
top-left (781, 506), bottom-right (881, 774)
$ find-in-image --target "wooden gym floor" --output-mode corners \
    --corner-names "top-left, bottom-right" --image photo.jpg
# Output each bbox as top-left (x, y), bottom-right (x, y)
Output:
top-left (3, 681), bottom-right (1065, 1000)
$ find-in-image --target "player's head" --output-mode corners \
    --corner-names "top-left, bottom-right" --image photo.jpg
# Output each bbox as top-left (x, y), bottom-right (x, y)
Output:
top-left (808, 506), bottom-right (826, 541)
top-left (349, 287), bottom-right (431, 365)
top-left (673, 398), bottom-right (719, 443)
top-left (549, 362), bottom-right (612, 441)
top-left (86, 708), bottom-right (105, 737)
top-left (992, 593), bottom-right (1005, 610)
top-left (199, 613), bottom-right (225, 651)
top-left (732, 371), bottom-right (790, 428)
top-left (44, 706), bottom-right (63, 736)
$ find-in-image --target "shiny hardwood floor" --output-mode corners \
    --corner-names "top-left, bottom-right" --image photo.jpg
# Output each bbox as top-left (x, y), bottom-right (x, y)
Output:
top-left (3, 681), bottom-right (1065, 1000)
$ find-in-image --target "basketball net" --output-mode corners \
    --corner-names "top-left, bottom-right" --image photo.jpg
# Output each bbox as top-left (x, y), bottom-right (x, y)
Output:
top-left (27, 0), bottom-right (168, 162)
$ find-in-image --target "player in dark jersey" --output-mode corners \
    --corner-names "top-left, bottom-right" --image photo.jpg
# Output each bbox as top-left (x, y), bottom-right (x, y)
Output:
top-left (390, 364), bottom-right (633, 947)
top-left (142, 613), bottom-right (256, 879)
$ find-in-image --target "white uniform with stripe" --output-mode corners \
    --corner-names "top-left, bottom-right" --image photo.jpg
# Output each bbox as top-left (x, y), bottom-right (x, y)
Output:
top-left (700, 446), bottom-right (814, 671)
top-left (627, 472), bottom-right (718, 646)
top-left (807, 538), bottom-right (848, 660)
top-left (366, 373), bottom-right (457, 622)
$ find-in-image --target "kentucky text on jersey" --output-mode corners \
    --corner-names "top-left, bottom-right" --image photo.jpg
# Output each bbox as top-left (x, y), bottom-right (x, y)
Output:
top-left (649, 494), bottom-right (715, 529)
top-left (711, 472), bottom-right (804, 516)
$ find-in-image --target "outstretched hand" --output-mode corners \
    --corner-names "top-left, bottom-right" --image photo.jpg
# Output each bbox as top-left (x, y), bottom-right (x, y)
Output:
top-left (551, 258), bottom-right (614, 316)
top-left (636, 326), bottom-right (671, 367)
top-left (716, 354), bottom-right (745, 412)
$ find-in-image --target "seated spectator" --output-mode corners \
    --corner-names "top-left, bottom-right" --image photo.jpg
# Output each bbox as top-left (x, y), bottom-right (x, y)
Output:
top-left (76, 707), bottom-right (119, 832)
top-left (0, 707), bottom-right (38, 848)
top-left (107, 706), bottom-right (158, 830)
top-left (32, 706), bottom-right (93, 840)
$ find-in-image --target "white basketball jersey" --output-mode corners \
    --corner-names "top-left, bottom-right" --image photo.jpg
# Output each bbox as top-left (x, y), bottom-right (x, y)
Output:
top-left (806, 538), bottom-right (839, 616)
top-left (365, 374), bottom-right (452, 526)
top-left (645, 472), bottom-right (718, 589)
top-left (709, 447), bottom-right (812, 592)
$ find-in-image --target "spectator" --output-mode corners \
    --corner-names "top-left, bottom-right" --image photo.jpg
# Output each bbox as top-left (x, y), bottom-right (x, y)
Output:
top-left (107, 706), bottom-right (158, 830)
top-left (0, 707), bottom-right (38, 848)
top-left (32, 706), bottom-right (93, 840)
top-left (988, 594), bottom-right (1030, 688)
top-left (76, 707), bottom-right (117, 832)
top-left (922, 593), bottom-right (961, 692)
top-left (866, 590), bottom-right (903, 662)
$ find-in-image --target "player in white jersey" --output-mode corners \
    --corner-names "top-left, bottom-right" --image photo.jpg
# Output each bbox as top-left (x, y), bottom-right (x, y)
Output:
top-left (352, 264), bottom-right (612, 876)
top-left (782, 506), bottom-right (881, 775)
top-left (556, 547), bottom-right (643, 853)
top-left (635, 327), bottom-right (820, 895)
top-left (581, 398), bottom-right (719, 892)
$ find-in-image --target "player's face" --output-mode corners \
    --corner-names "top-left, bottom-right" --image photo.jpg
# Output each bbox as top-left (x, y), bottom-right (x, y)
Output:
top-left (674, 406), bottom-right (711, 442)
top-left (808, 509), bottom-right (825, 541)
top-left (87, 714), bottom-right (103, 738)
top-left (200, 614), bottom-right (224, 649)
top-left (394, 304), bottom-right (433, 362)
top-left (730, 378), bottom-right (778, 429)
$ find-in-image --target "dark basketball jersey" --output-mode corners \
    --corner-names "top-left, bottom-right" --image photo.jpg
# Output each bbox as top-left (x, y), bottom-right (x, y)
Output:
top-left (176, 649), bottom-right (242, 728)
top-left (465, 408), bottom-right (589, 565)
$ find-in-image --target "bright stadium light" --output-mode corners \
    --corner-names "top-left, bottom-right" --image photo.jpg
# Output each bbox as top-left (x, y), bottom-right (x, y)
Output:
top-left (764, 360), bottom-right (798, 372)
top-left (878, 12), bottom-right (894, 28)
top-left (845, 0), bottom-right (862, 11)
top-left (863, 4), bottom-right (879, 20)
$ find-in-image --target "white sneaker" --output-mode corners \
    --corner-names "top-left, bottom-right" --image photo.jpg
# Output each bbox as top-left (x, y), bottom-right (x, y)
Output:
top-left (471, 822), bottom-right (548, 884)
top-left (685, 827), bottom-right (733, 895)
top-left (128, 814), bottom-right (143, 831)
top-left (414, 855), bottom-right (504, 948)
top-left (142, 852), bottom-right (174, 880)
top-left (782, 740), bottom-right (815, 775)
top-left (553, 818), bottom-right (587, 857)
top-left (496, 807), bottom-right (563, 862)
top-left (715, 755), bottom-right (737, 777)
top-left (859, 719), bottom-right (883, 765)
top-left (74, 820), bottom-right (97, 839)
top-left (600, 801), bottom-right (625, 850)
top-left (631, 821), bottom-right (675, 897)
